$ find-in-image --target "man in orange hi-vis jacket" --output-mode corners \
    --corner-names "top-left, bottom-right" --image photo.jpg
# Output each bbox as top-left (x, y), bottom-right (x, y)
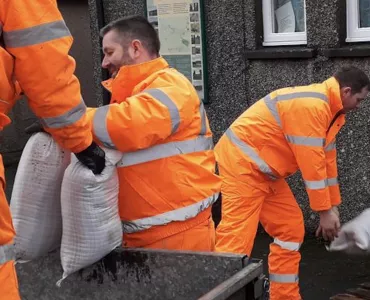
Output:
top-left (86, 15), bottom-right (221, 251)
top-left (214, 66), bottom-right (370, 300)
top-left (0, 1), bottom-right (106, 299)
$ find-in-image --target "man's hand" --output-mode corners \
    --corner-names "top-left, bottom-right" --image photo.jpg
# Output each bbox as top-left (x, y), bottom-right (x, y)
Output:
top-left (75, 141), bottom-right (106, 175)
top-left (316, 208), bottom-right (341, 241)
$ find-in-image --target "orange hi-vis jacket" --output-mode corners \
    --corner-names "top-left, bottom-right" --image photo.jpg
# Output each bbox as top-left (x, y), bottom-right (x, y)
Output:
top-left (215, 77), bottom-right (345, 211)
top-left (1, 3), bottom-right (93, 297)
top-left (0, 0), bottom-right (92, 153)
top-left (89, 57), bottom-right (221, 247)
top-left (0, 37), bottom-right (21, 300)
top-left (0, 48), bottom-right (21, 130)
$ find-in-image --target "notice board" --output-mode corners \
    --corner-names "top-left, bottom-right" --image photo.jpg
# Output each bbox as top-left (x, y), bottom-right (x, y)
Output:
top-left (145, 0), bottom-right (208, 103)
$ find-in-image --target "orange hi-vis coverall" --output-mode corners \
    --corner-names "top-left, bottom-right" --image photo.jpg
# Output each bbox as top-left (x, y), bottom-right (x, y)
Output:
top-left (88, 57), bottom-right (221, 250)
top-left (215, 77), bottom-right (345, 300)
top-left (0, 1), bottom-right (93, 299)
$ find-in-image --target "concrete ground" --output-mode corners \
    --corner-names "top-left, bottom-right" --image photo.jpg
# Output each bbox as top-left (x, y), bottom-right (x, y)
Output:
top-left (252, 231), bottom-right (370, 299)
top-left (5, 163), bottom-right (370, 299)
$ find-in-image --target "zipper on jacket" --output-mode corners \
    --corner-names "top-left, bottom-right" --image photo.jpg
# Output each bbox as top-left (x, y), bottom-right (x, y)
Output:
top-left (327, 111), bottom-right (343, 133)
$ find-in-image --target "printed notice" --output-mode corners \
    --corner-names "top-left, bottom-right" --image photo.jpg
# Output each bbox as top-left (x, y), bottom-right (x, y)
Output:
top-left (146, 0), bottom-right (206, 102)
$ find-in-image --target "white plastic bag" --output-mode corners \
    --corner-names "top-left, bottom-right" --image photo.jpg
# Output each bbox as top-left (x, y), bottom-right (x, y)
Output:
top-left (10, 132), bottom-right (71, 262)
top-left (327, 208), bottom-right (370, 255)
top-left (58, 148), bottom-right (123, 285)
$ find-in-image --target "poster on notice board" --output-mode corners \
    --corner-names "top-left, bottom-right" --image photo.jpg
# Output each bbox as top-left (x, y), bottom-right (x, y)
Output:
top-left (146, 0), bottom-right (208, 103)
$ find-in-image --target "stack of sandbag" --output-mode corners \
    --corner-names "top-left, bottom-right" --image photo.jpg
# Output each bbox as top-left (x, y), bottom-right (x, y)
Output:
top-left (57, 148), bottom-right (123, 286)
top-left (10, 132), bottom-right (71, 262)
top-left (326, 208), bottom-right (370, 255)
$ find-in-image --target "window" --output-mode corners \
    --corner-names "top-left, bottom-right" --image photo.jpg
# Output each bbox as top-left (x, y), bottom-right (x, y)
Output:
top-left (347, 0), bottom-right (370, 42)
top-left (262, 0), bottom-right (307, 46)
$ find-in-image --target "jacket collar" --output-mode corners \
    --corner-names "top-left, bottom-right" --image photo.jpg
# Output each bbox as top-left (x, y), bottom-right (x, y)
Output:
top-left (101, 57), bottom-right (169, 101)
top-left (324, 77), bottom-right (343, 116)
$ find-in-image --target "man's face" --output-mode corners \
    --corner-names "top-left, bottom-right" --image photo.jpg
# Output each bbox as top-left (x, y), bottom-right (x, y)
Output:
top-left (102, 30), bottom-right (134, 78)
top-left (341, 86), bottom-right (369, 113)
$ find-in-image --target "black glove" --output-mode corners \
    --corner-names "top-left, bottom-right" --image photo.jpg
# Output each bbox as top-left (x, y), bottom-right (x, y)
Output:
top-left (75, 141), bottom-right (106, 175)
top-left (25, 119), bottom-right (45, 134)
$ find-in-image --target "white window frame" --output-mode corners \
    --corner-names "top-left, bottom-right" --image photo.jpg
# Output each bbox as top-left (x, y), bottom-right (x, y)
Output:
top-left (346, 0), bottom-right (370, 42)
top-left (262, 0), bottom-right (307, 46)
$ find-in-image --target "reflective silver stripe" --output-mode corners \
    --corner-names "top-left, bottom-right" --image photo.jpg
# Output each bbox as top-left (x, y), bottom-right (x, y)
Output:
top-left (273, 238), bottom-right (301, 251)
top-left (117, 136), bottom-right (213, 167)
top-left (0, 99), bottom-right (10, 105)
top-left (225, 128), bottom-right (277, 180)
top-left (122, 192), bottom-right (219, 233)
top-left (276, 92), bottom-right (328, 103)
top-left (328, 177), bottom-right (338, 186)
top-left (199, 102), bottom-right (207, 135)
top-left (305, 179), bottom-right (328, 190)
top-left (269, 274), bottom-right (299, 283)
top-left (325, 141), bottom-right (336, 152)
top-left (306, 177), bottom-right (338, 190)
top-left (41, 98), bottom-right (86, 129)
top-left (145, 89), bottom-right (180, 135)
top-left (264, 92), bottom-right (328, 129)
top-left (0, 243), bottom-right (15, 265)
top-left (4, 20), bottom-right (71, 48)
top-left (285, 135), bottom-right (325, 147)
top-left (93, 105), bottom-right (116, 149)
top-left (264, 94), bottom-right (282, 127)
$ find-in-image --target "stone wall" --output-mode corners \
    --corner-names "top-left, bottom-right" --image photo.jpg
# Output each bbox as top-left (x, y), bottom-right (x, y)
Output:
top-left (238, 0), bottom-right (370, 232)
top-left (4, 0), bottom-right (365, 233)
top-left (88, 0), bottom-right (370, 232)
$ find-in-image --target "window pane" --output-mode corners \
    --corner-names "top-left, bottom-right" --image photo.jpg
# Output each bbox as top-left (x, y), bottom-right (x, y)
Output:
top-left (273, 0), bottom-right (305, 33)
top-left (359, 0), bottom-right (370, 28)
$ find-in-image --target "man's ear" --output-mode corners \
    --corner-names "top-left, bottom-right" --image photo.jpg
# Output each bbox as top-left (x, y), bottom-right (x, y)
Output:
top-left (342, 86), bottom-right (351, 95)
top-left (132, 40), bottom-right (143, 57)
top-left (340, 86), bottom-right (351, 98)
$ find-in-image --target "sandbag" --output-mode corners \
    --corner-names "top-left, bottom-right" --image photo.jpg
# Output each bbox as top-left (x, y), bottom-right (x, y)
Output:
top-left (327, 208), bottom-right (370, 255)
top-left (10, 132), bottom-right (71, 262)
top-left (58, 148), bottom-right (123, 285)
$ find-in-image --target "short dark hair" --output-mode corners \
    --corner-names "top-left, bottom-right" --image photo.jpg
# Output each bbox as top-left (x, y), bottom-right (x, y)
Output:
top-left (100, 15), bottom-right (160, 56)
top-left (333, 66), bottom-right (370, 94)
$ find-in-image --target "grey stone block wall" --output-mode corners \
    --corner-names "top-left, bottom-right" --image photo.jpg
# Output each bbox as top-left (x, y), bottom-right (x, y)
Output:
top-left (3, 0), bottom-right (367, 234)
top-left (88, 0), bottom-right (146, 106)
top-left (207, 0), bottom-right (370, 232)
top-left (86, 0), bottom-right (370, 233)
top-left (204, 0), bottom-right (248, 141)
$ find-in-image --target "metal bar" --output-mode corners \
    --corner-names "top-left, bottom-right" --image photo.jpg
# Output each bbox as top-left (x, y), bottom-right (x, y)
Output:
top-left (198, 261), bottom-right (263, 300)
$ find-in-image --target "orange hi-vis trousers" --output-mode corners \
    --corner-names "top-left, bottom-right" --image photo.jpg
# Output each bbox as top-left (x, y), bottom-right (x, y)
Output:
top-left (0, 154), bottom-right (20, 300)
top-left (0, 260), bottom-right (19, 300)
top-left (216, 164), bottom-right (305, 300)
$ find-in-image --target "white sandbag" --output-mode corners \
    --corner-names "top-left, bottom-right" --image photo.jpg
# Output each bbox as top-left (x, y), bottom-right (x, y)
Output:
top-left (58, 148), bottom-right (123, 285)
top-left (10, 132), bottom-right (71, 262)
top-left (326, 208), bottom-right (370, 255)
